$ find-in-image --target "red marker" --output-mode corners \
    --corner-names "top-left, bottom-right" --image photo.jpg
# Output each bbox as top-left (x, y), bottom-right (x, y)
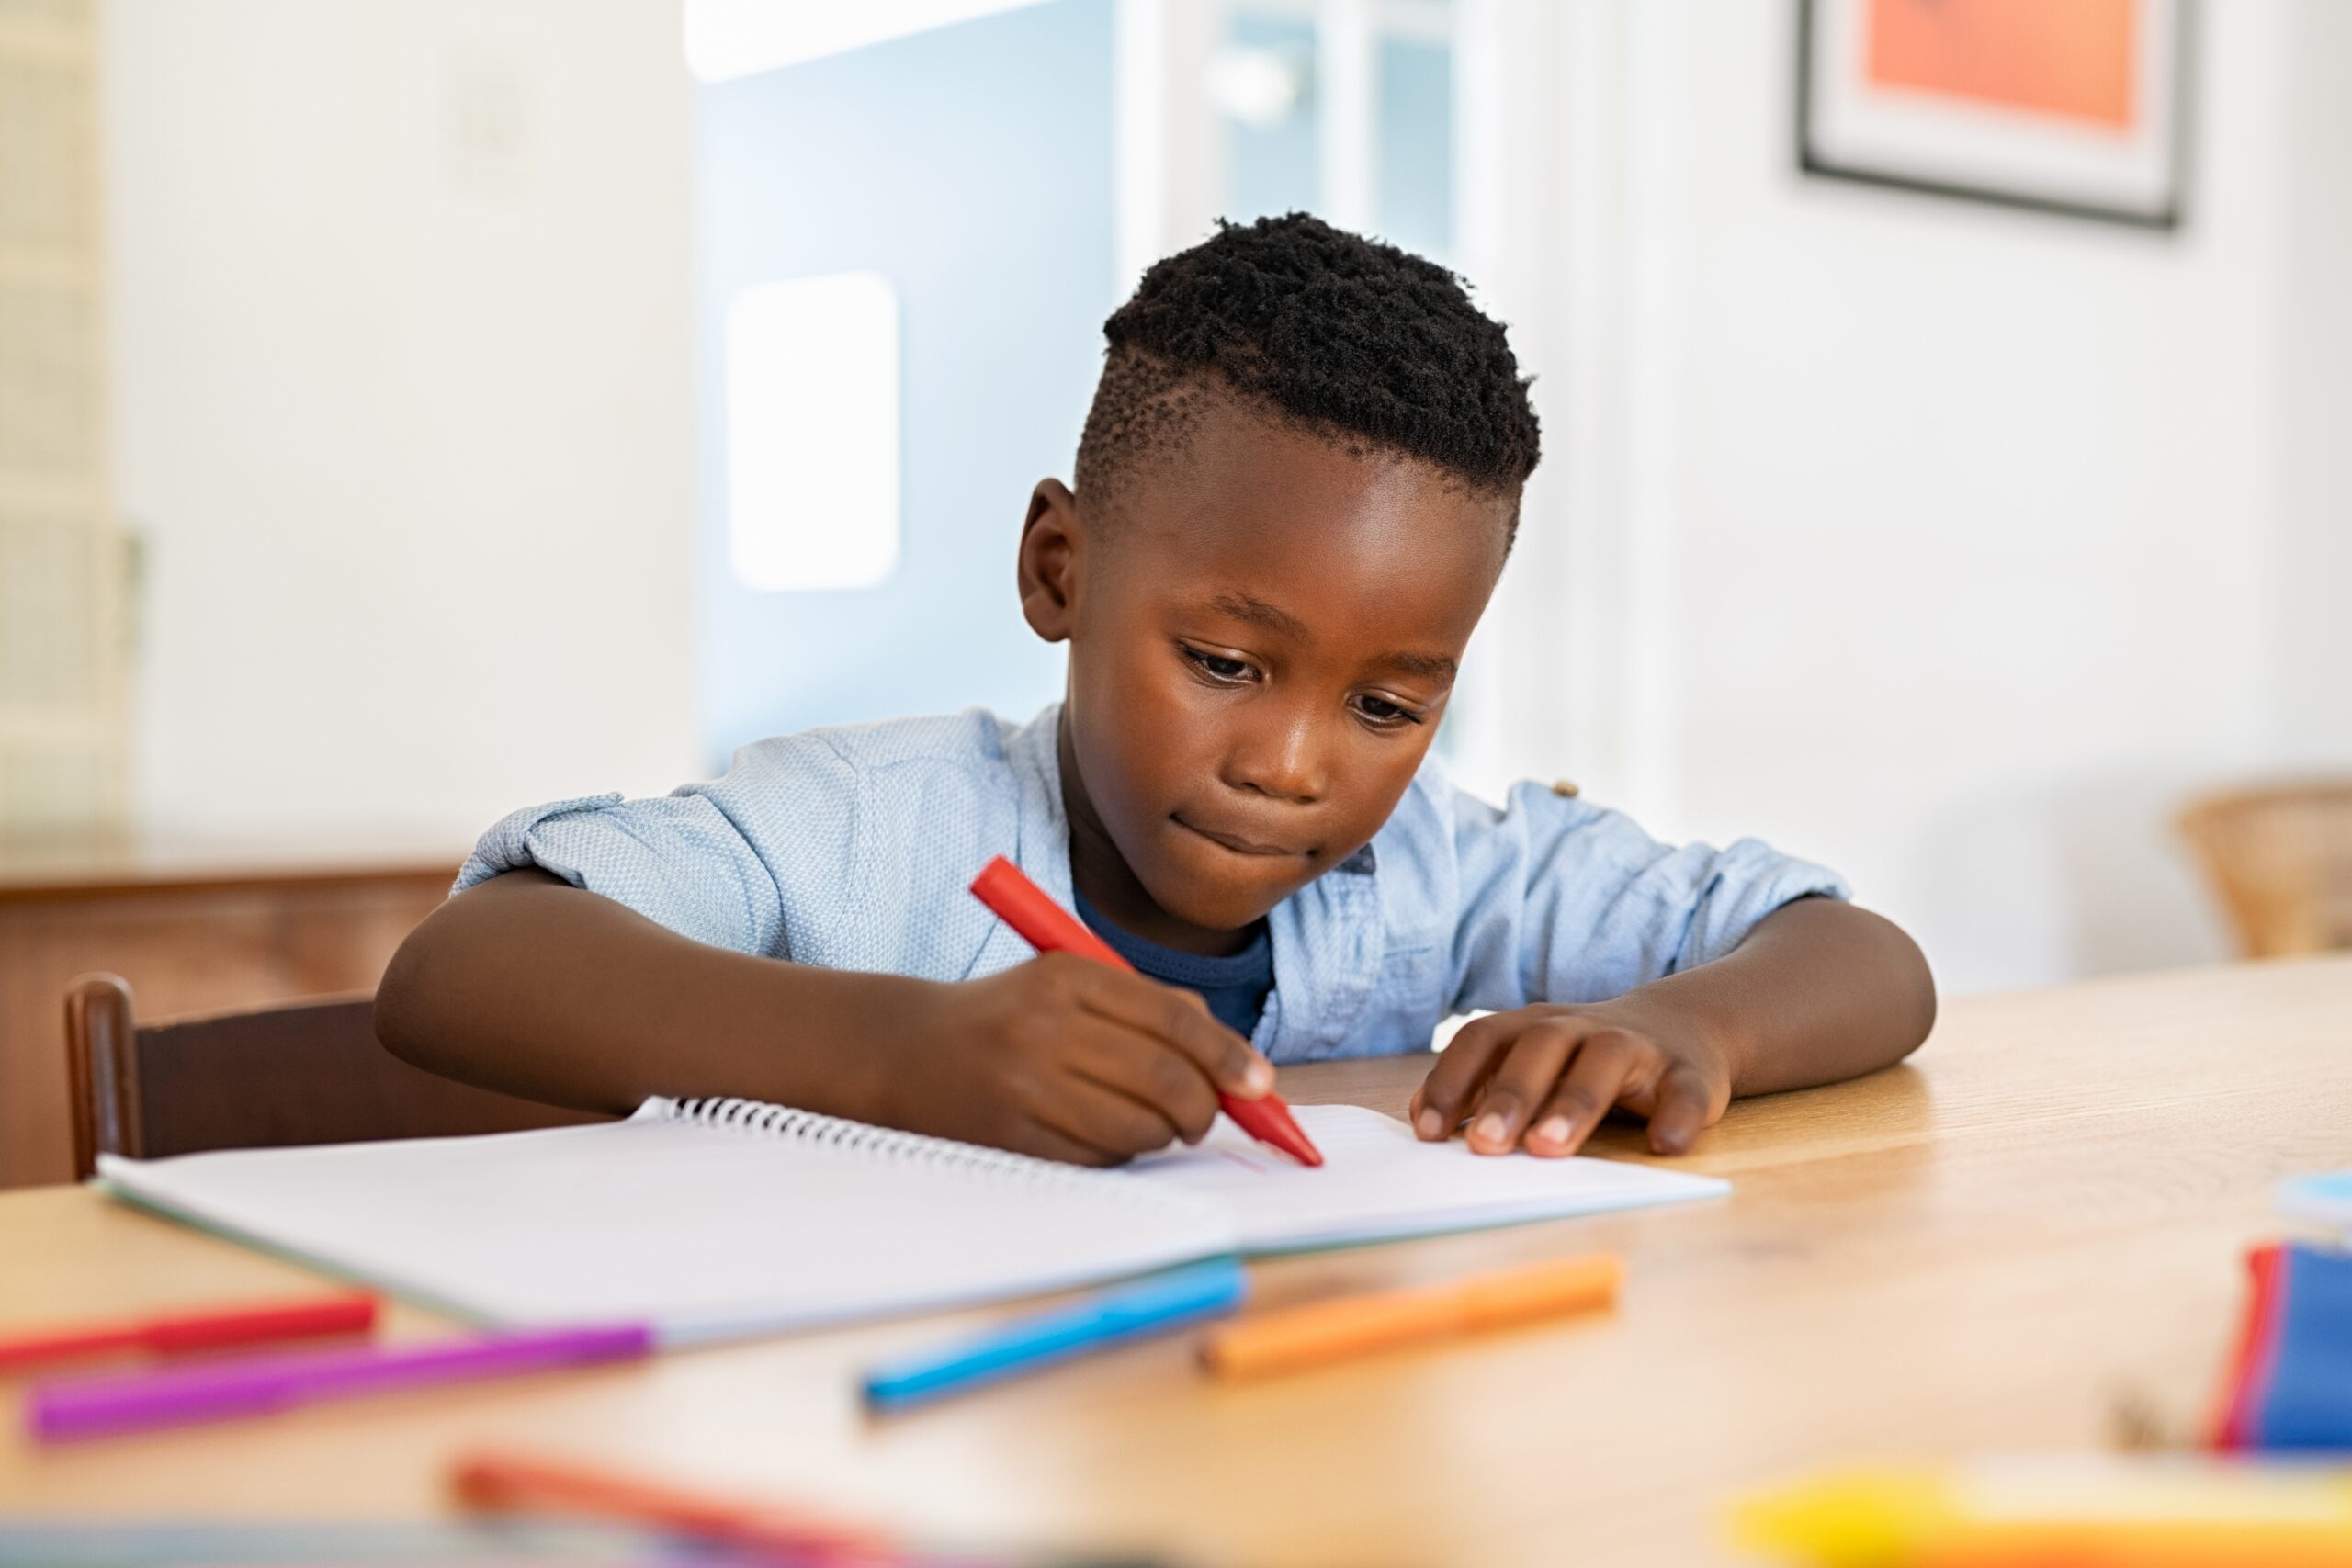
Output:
top-left (453, 1450), bottom-right (887, 1563)
top-left (969, 855), bottom-right (1324, 1168)
top-left (0, 1293), bottom-right (378, 1374)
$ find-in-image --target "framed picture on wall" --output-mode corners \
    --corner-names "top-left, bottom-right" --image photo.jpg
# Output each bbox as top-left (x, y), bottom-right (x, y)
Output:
top-left (1798, 0), bottom-right (2188, 229)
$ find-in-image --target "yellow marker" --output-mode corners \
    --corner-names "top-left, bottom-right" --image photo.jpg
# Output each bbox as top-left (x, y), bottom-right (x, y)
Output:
top-left (1201, 1253), bottom-right (1621, 1380)
top-left (1732, 1459), bottom-right (2352, 1568)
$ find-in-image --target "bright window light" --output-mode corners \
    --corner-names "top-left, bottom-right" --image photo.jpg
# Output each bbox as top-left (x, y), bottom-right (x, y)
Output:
top-left (683, 0), bottom-right (1048, 82)
top-left (726, 271), bottom-right (901, 593)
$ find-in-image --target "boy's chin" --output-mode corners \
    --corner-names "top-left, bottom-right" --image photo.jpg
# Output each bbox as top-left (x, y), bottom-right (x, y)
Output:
top-left (1143, 840), bottom-right (1314, 933)
top-left (1159, 887), bottom-right (1283, 935)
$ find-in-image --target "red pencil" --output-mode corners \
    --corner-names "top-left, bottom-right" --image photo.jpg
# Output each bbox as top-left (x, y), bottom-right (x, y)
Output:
top-left (969, 855), bottom-right (1324, 1168)
top-left (0, 1293), bottom-right (378, 1374)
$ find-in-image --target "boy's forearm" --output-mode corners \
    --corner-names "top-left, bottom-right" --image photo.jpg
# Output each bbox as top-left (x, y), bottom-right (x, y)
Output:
top-left (374, 870), bottom-right (925, 1120)
top-left (1616, 897), bottom-right (1936, 1097)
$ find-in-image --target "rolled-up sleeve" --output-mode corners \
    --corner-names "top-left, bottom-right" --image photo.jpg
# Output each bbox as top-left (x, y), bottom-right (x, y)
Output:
top-left (450, 734), bottom-right (868, 959)
top-left (452, 791), bottom-right (783, 955)
top-left (1446, 781), bottom-right (1849, 1013)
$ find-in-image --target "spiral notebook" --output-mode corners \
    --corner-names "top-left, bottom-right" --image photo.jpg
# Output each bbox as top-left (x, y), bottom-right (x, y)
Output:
top-left (96, 1098), bottom-right (1727, 1346)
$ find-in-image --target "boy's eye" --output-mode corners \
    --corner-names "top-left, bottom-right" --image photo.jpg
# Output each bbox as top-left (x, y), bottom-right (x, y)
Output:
top-left (1353, 694), bottom-right (1425, 728)
top-left (1181, 646), bottom-right (1256, 682)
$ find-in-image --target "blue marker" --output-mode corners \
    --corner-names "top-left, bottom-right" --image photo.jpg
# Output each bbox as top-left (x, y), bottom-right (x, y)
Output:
top-left (862, 1258), bottom-right (1249, 1413)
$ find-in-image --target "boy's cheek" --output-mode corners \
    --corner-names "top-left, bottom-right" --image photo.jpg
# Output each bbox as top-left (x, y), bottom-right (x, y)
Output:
top-left (1075, 664), bottom-right (1189, 798)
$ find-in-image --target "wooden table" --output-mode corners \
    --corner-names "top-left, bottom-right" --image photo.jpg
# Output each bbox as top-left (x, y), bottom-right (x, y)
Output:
top-left (4, 956), bottom-right (2348, 1566)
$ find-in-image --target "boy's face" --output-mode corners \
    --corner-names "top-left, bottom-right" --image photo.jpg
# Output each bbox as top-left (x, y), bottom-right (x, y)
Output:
top-left (1021, 399), bottom-right (1514, 950)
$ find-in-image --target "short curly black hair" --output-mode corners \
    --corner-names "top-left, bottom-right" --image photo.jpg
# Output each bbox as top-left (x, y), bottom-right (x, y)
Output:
top-left (1075, 213), bottom-right (1540, 540)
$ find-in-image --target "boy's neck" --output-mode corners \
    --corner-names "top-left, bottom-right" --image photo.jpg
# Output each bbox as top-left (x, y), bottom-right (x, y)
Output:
top-left (1056, 713), bottom-right (1261, 958)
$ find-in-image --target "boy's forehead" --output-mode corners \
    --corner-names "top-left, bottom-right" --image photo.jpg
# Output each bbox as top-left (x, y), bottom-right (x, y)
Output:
top-left (1106, 401), bottom-right (1510, 649)
top-left (1119, 401), bottom-right (1505, 561)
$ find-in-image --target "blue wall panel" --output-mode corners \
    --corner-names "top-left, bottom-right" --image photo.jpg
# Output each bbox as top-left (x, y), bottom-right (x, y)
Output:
top-left (695, 0), bottom-right (1114, 765)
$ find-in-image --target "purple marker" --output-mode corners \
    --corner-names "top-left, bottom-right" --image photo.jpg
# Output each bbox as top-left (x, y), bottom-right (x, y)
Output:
top-left (28, 1323), bottom-right (653, 1442)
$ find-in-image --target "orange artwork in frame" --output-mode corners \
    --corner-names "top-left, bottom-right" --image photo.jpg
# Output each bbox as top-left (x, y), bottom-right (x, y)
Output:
top-left (1866, 0), bottom-right (2138, 130)
top-left (1800, 0), bottom-right (2187, 228)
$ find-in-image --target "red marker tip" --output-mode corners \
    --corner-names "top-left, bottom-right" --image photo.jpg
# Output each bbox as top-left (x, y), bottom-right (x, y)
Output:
top-left (1224, 1093), bottom-right (1324, 1168)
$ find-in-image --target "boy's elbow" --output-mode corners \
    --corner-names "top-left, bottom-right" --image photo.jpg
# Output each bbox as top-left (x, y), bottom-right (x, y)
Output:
top-left (375, 868), bottom-right (571, 1076)
top-left (1793, 898), bottom-right (1936, 1067)
top-left (373, 910), bottom-right (452, 1071)
top-left (1880, 912), bottom-right (1938, 1062)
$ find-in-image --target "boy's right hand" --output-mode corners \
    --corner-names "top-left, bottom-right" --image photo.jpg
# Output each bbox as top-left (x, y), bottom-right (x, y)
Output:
top-left (883, 954), bottom-right (1272, 1167)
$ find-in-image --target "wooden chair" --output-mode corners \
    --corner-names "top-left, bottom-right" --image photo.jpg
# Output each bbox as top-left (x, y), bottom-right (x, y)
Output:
top-left (63, 974), bottom-right (605, 1179)
top-left (2177, 782), bottom-right (2352, 959)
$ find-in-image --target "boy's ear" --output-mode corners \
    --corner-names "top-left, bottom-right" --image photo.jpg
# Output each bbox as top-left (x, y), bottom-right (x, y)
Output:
top-left (1017, 479), bottom-right (1084, 643)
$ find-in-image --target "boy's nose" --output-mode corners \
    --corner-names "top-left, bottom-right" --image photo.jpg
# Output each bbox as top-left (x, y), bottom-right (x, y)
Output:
top-left (1227, 709), bottom-right (1328, 805)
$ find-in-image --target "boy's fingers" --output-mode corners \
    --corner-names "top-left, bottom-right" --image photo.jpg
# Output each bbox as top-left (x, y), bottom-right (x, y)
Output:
top-left (1465, 1027), bottom-right (1580, 1155)
top-left (1645, 1065), bottom-right (1718, 1156)
top-left (1415, 1015), bottom-right (1511, 1138)
top-left (1034, 1075), bottom-right (1186, 1164)
top-left (1524, 1032), bottom-right (1644, 1157)
top-left (1010, 1114), bottom-right (1129, 1168)
top-left (1076, 967), bottom-right (1271, 1098)
top-left (1069, 1031), bottom-right (1222, 1145)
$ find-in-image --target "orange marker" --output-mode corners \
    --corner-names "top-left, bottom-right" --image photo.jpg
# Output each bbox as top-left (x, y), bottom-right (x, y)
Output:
top-left (451, 1450), bottom-right (890, 1564)
top-left (1202, 1254), bottom-right (1622, 1380)
top-left (968, 854), bottom-right (1324, 1168)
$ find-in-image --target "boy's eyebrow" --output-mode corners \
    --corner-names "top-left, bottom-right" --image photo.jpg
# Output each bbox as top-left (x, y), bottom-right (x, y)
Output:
top-left (1206, 592), bottom-right (1458, 682)
top-left (1209, 592), bottom-right (1308, 637)
top-left (1379, 649), bottom-right (1459, 682)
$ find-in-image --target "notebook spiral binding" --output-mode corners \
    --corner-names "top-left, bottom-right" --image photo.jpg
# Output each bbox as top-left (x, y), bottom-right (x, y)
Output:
top-left (652, 1096), bottom-right (1207, 1211)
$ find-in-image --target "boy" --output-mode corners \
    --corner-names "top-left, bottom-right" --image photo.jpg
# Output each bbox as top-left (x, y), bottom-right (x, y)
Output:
top-left (379, 215), bottom-right (1934, 1167)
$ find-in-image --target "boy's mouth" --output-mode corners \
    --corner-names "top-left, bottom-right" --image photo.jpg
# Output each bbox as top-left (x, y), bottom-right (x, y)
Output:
top-left (1171, 814), bottom-right (1306, 859)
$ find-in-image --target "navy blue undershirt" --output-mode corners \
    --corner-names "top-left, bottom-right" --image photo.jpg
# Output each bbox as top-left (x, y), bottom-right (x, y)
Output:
top-left (1070, 888), bottom-right (1274, 1042)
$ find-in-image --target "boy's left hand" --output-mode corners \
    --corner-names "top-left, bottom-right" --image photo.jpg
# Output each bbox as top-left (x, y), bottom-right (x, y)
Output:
top-left (1408, 1000), bottom-right (1735, 1158)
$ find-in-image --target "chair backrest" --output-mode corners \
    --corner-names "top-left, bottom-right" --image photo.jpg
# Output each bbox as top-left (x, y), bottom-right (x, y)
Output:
top-left (2177, 783), bottom-right (2352, 959)
top-left (64, 974), bottom-right (604, 1179)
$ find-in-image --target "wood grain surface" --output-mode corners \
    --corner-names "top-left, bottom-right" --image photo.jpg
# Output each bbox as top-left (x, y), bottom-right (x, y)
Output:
top-left (4, 954), bottom-right (2347, 1567)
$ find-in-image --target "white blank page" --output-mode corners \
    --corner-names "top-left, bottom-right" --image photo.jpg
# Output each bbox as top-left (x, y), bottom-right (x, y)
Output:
top-left (97, 1102), bottom-right (1726, 1343)
top-left (1128, 1104), bottom-right (1728, 1251)
top-left (98, 1109), bottom-right (1233, 1344)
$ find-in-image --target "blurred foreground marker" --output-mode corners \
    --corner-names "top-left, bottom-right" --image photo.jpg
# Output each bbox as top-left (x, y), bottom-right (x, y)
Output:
top-left (453, 1448), bottom-right (891, 1564)
top-left (1732, 1458), bottom-right (2352, 1568)
top-left (1201, 1253), bottom-right (1620, 1381)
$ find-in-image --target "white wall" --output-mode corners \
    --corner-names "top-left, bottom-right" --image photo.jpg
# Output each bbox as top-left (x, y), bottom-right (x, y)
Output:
top-left (104, 0), bottom-right (696, 843)
top-left (2272, 0), bottom-right (2352, 763)
top-left (1467, 0), bottom-right (2338, 996)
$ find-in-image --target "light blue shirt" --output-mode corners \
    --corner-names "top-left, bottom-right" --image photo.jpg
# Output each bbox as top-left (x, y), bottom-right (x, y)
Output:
top-left (456, 705), bottom-right (1849, 1064)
